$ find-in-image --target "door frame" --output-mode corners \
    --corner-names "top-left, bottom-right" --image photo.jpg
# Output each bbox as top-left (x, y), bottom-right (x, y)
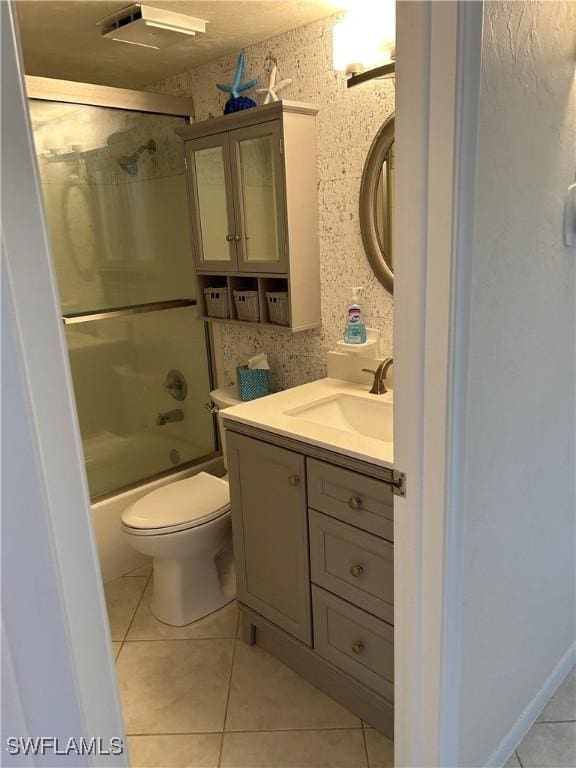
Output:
top-left (393, 1), bottom-right (484, 766)
top-left (2, 3), bottom-right (128, 763)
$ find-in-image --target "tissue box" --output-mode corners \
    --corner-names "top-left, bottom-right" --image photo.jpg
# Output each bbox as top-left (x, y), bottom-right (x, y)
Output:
top-left (236, 366), bottom-right (269, 402)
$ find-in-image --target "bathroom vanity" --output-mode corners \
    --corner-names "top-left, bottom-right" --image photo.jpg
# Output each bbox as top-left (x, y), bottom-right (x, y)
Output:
top-left (223, 378), bottom-right (400, 737)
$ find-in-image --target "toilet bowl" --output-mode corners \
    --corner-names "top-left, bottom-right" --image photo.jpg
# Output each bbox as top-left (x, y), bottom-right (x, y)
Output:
top-left (121, 386), bottom-right (242, 626)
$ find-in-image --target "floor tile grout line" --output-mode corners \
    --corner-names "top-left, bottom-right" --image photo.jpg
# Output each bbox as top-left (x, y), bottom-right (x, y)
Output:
top-left (121, 636), bottom-right (238, 643)
top-left (124, 567), bottom-right (153, 577)
top-left (533, 718), bottom-right (576, 724)
top-left (218, 626), bottom-right (240, 767)
top-left (122, 573), bottom-right (152, 644)
top-left (361, 722), bottom-right (371, 768)
top-left (125, 726), bottom-right (370, 737)
top-left (515, 749), bottom-right (524, 768)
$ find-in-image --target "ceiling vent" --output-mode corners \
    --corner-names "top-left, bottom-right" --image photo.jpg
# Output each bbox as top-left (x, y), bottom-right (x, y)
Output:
top-left (98, 3), bottom-right (208, 50)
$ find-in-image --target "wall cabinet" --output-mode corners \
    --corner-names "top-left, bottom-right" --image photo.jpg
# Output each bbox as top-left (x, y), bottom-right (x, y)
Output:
top-left (178, 101), bottom-right (321, 331)
top-left (225, 422), bottom-right (396, 737)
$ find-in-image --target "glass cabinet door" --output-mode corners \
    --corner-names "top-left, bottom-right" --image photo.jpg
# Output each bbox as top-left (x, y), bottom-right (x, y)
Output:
top-left (186, 134), bottom-right (238, 271)
top-left (230, 121), bottom-right (288, 274)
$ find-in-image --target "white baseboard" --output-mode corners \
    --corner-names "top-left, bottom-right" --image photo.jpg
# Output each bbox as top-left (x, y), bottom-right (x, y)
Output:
top-left (487, 642), bottom-right (576, 767)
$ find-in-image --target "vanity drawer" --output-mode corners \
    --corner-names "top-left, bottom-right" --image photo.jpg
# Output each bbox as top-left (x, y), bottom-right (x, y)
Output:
top-left (309, 510), bottom-right (393, 623)
top-left (312, 586), bottom-right (394, 701)
top-left (307, 459), bottom-right (393, 541)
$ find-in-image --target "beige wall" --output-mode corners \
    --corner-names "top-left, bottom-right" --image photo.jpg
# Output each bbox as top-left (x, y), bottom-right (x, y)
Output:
top-left (154, 14), bottom-right (395, 391)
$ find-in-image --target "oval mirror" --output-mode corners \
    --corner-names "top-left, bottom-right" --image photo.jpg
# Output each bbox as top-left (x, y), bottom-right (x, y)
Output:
top-left (359, 114), bottom-right (395, 294)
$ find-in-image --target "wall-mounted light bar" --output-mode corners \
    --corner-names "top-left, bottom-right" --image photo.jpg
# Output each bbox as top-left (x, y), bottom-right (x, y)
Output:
top-left (346, 62), bottom-right (395, 89)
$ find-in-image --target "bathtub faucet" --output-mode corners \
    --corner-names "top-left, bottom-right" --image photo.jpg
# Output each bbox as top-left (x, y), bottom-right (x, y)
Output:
top-left (156, 408), bottom-right (184, 426)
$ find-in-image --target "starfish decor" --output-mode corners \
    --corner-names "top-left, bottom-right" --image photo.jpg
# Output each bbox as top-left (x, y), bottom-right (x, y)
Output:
top-left (256, 65), bottom-right (292, 104)
top-left (217, 53), bottom-right (259, 114)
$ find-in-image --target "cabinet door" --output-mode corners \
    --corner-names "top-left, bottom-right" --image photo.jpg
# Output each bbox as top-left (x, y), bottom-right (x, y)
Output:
top-left (227, 431), bottom-right (311, 644)
top-left (185, 134), bottom-right (238, 271)
top-left (229, 121), bottom-right (288, 274)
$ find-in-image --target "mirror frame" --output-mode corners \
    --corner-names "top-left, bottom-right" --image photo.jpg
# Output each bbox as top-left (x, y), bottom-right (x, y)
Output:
top-left (359, 113), bottom-right (395, 294)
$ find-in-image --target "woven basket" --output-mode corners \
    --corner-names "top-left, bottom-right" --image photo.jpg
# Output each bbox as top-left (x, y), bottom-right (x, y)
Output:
top-left (204, 287), bottom-right (229, 319)
top-left (233, 290), bottom-right (260, 322)
top-left (265, 291), bottom-right (289, 326)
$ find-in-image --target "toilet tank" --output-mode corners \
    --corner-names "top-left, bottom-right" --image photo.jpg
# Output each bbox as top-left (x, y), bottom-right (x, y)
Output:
top-left (209, 387), bottom-right (242, 469)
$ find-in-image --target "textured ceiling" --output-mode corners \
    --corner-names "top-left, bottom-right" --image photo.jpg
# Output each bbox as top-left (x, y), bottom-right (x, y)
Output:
top-left (16, 0), bottom-right (345, 88)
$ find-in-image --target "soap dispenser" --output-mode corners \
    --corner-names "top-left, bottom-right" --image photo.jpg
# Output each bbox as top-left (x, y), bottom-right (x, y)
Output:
top-left (343, 287), bottom-right (367, 344)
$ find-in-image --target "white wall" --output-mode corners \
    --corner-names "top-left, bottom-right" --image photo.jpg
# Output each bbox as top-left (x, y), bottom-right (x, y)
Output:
top-left (457, 2), bottom-right (576, 765)
top-left (154, 14), bottom-right (395, 391)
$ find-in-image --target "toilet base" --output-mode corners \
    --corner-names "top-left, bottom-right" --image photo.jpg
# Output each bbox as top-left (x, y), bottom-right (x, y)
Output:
top-left (122, 501), bottom-right (235, 627)
top-left (150, 545), bottom-right (235, 626)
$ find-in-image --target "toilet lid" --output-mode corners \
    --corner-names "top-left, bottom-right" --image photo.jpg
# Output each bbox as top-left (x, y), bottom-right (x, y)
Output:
top-left (122, 472), bottom-right (230, 531)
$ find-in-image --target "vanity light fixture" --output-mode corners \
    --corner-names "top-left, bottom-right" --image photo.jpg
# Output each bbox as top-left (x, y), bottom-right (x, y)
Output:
top-left (332, 0), bottom-right (396, 88)
top-left (98, 3), bottom-right (208, 50)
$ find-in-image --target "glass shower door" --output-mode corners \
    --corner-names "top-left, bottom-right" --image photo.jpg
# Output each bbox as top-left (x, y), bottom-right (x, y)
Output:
top-left (29, 100), bottom-right (216, 499)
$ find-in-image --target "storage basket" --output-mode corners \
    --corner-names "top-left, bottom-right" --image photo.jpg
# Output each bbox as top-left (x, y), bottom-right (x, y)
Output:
top-left (236, 366), bottom-right (269, 402)
top-left (233, 290), bottom-right (260, 323)
top-left (265, 291), bottom-right (290, 326)
top-left (204, 287), bottom-right (229, 319)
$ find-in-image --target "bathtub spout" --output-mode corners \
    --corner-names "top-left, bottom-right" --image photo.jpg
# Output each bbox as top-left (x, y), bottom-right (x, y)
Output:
top-left (156, 409), bottom-right (184, 426)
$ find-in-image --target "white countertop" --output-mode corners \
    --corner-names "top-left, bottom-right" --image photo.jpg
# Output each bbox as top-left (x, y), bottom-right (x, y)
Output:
top-left (222, 377), bottom-right (394, 469)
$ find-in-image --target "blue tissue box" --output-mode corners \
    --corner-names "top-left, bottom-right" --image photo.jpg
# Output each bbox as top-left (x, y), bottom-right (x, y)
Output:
top-left (236, 366), bottom-right (269, 402)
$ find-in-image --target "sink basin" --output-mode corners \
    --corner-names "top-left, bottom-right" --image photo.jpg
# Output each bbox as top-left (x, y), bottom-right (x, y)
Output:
top-left (285, 394), bottom-right (393, 442)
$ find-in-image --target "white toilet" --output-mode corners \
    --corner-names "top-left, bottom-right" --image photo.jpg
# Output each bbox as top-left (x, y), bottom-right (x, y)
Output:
top-left (122, 387), bottom-right (242, 626)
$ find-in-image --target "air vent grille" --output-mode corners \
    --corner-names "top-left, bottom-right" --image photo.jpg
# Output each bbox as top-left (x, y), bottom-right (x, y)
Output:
top-left (100, 5), bottom-right (142, 37)
top-left (98, 3), bottom-right (208, 50)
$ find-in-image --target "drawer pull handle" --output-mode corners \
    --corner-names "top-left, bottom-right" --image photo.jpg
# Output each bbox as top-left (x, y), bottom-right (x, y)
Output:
top-left (351, 641), bottom-right (365, 655)
top-left (288, 474), bottom-right (300, 487)
top-left (348, 496), bottom-right (362, 510)
top-left (350, 564), bottom-right (364, 578)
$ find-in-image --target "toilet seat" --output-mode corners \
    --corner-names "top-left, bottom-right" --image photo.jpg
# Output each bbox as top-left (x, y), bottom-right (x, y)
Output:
top-left (122, 472), bottom-right (230, 536)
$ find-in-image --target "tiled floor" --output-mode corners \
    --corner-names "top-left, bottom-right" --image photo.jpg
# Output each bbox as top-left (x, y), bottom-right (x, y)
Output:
top-left (505, 667), bottom-right (576, 768)
top-left (106, 568), bottom-right (574, 768)
top-left (106, 568), bottom-right (393, 768)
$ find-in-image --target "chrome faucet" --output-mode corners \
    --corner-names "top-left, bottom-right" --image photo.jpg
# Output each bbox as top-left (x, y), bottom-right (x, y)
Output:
top-left (156, 408), bottom-right (184, 426)
top-left (362, 358), bottom-right (393, 395)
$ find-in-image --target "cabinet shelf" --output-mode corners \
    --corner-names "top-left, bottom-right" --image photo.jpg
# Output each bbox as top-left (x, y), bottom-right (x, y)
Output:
top-left (179, 101), bottom-right (321, 332)
top-left (198, 317), bottom-right (305, 331)
top-left (197, 273), bottom-right (317, 331)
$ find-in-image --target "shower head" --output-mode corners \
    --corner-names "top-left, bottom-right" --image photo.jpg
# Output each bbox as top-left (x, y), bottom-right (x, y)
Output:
top-left (118, 139), bottom-right (156, 176)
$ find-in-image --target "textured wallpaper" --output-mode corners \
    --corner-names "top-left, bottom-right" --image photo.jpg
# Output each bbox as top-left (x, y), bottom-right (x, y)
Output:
top-left (155, 14), bottom-right (395, 391)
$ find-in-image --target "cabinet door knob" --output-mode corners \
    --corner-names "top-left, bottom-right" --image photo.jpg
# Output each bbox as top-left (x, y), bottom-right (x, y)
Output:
top-left (225, 234), bottom-right (235, 242)
top-left (348, 496), bottom-right (362, 511)
top-left (234, 234), bottom-right (242, 242)
top-left (351, 641), bottom-right (365, 655)
top-left (350, 564), bottom-right (364, 578)
top-left (288, 474), bottom-right (300, 487)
